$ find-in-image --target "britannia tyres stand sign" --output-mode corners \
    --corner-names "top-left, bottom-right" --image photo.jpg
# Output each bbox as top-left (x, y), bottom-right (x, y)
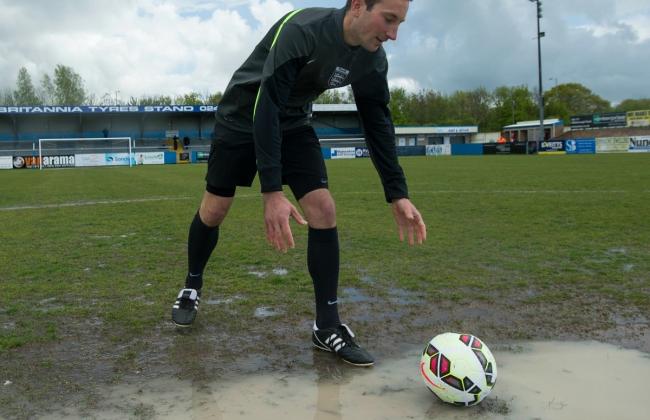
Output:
top-left (0, 105), bottom-right (218, 114)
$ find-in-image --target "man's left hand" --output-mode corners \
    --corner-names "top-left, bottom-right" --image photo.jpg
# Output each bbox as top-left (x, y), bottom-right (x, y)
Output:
top-left (391, 198), bottom-right (427, 245)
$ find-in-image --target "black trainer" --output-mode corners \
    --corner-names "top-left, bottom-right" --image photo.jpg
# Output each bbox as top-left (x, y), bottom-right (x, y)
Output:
top-left (172, 288), bottom-right (200, 327)
top-left (312, 323), bottom-right (374, 367)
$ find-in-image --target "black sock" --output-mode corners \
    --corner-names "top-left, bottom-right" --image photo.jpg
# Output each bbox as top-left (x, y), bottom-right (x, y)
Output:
top-left (308, 227), bottom-right (341, 329)
top-left (186, 211), bottom-right (219, 290)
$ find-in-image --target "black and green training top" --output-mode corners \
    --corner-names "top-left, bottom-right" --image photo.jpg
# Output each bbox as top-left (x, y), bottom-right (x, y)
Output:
top-left (215, 7), bottom-right (408, 202)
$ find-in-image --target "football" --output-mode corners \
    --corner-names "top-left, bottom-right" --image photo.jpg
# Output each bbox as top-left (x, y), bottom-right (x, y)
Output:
top-left (419, 332), bottom-right (497, 406)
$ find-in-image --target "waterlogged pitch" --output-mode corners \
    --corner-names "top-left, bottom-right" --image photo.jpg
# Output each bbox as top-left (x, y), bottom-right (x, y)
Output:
top-left (0, 153), bottom-right (649, 418)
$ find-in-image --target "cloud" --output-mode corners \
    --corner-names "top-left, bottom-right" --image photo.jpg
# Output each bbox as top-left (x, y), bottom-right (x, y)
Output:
top-left (388, 77), bottom-right (421, 93)
top-left (384, 0), bottom-right (650, 102)
top-left (0, 0), bottom-right (648, 104)
top-left (0, 0), bottom-right (293, 100)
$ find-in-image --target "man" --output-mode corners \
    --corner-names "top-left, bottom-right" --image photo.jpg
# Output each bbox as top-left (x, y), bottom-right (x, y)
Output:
top-left (172, 0), bottom-right (426, 367)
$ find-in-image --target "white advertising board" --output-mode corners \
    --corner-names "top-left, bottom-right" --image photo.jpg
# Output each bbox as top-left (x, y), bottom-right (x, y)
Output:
top-left (0, 156), bottom-right (12, 169)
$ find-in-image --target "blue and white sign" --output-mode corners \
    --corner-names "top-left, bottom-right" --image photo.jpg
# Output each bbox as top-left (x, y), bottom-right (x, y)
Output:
top-left (426, 144), bottom-right (451, 156)
top-left (565, 139), bottom-right (596, 154)
top-left (330, 147), bottom-right (356, 159)
top-left (105, 153), bottom-right (136, 166)
top-left (135, 152), bottom-right (165, 165)
top-left (629, 136), bottom-right (650, 153)
top-left (75, 153), bottom-right (135, 167)
top-left (539, 140), bottom-right (565, 154)
top-left (355, 147), bottom-right (370, 158)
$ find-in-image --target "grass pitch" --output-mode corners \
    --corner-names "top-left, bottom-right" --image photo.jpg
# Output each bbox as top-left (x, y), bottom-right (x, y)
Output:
top-left (0, 153), bottom-right (649, 353)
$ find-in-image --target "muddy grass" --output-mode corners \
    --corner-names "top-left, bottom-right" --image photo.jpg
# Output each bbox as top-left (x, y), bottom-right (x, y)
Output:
top-left (0, 286), bottom-right (648, 419)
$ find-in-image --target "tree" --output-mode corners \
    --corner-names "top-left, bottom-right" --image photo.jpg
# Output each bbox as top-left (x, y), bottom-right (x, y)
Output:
top-left (39, 74), bottom-right (55, 105)
top-left (614, 98), bottom-right (650, 112)
top-left (388, 87), bottom-right (409, 125)
top-left (205, 91), bottom-right (223, 104)
top-left (314, 87), bottom-right (354, 104)
top-left (398, 89), bottom-right (447, 126)
top-left (0, 88), bottom-right (15, 106)
top-left (13, 67), bottom-right (40, 105)
top-left (175, 91), bottom-right (204, 105)
top-left (446, 87), bottom-right (492, 129)
top-left (128, 95), bottom-right (173, 106)
top-left (544, 83), bottom-right (610, 123)
top-left (52, 64), bottom-right (86, 105)
top-left (489, 85), bottom-right (538, 131)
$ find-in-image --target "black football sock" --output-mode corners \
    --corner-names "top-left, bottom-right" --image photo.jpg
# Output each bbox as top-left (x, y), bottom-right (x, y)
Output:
top-left (185, 211), bottom-right (219, 290)
top-left (308, 227), bottom-right (341, 329)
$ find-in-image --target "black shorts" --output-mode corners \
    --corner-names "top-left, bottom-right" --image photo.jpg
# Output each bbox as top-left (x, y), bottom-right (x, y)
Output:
top-left (205, 124), bottom-right (328, 200)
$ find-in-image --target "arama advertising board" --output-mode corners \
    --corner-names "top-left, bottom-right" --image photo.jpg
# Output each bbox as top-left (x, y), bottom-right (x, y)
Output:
top-left (11, 155), bottom-right (75, 169)
top-left (41, 155), bottom-right (75, 168)
top-left (12, 156), bottom-right (40, 169)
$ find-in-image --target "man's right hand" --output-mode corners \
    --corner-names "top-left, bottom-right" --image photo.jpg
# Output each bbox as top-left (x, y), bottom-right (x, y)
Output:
top-left (262, 191), bottom-right (308, 252)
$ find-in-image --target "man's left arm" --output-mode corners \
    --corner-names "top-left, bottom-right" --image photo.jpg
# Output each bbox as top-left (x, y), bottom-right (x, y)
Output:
top-left (352, 70), bottom-right (426, 245)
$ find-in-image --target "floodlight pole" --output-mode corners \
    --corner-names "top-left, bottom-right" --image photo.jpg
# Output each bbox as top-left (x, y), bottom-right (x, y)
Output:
top-left (529, 0), bottom-right (545, 154)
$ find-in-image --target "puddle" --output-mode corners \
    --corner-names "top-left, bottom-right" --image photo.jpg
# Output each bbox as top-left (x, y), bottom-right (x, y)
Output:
top-left (272, 268), bottom-right (288, 276)
top-left (359, 274), bottom-right (377, 285)
top-left (247, 267), bottom-right (288, 278)
top-left (254, 307), bottom-right (283, 318)
top-left (44, 340), bottom-right (650, 419)
top-left (247, 270), bottom-right (267, 278)
top-left (387, 288), bottom-right (423, 305)
top-left (341, 287), bottom-right (374, 303)
top-left (622, 263), bottom-right (635, 272)
top-left (205, 295), bottom-right (245, 306)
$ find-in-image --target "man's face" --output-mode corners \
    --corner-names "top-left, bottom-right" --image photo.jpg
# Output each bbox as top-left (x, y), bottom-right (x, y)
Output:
top-left (349, 0), bottom-right (410, 52)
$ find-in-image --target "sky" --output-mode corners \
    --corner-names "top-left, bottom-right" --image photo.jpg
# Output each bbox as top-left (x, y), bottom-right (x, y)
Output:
top-left (1, 0), bottom-right (648, 105)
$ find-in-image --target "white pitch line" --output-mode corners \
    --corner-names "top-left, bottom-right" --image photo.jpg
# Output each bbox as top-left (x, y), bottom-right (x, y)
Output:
top-left (0, 196), bottom-right (193, 212)
top-left (331, 190), bottom-right (638, 195)
top-left (1, 189), bottom-right (645, 212)
top-left (234, 189), bottom-right (640, 198)
top-left (400, 190), bottom-right (636, 194)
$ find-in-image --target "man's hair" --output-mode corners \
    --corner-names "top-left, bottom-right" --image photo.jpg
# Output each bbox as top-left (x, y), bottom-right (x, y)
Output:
top-left (345, 0), bottom-right (412, 11)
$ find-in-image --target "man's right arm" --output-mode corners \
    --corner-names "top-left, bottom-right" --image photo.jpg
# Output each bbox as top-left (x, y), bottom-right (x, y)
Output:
top-left (253, 21), bottom-right (312, 194)
top-left (253, 19), bottom-right (313, 251)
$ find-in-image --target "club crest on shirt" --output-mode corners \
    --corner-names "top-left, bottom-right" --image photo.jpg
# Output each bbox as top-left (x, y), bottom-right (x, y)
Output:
top-left (328, 66), bottom-right (350, 88)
